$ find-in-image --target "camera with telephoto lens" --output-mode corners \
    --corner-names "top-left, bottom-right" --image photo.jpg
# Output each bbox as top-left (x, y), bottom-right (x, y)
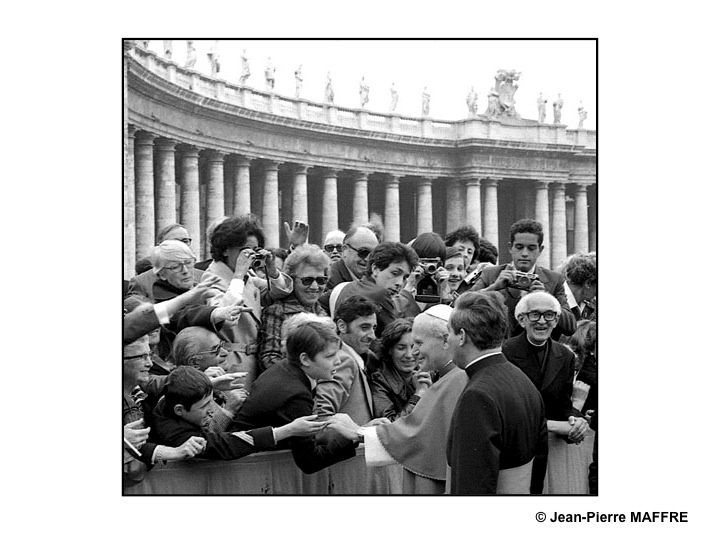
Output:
top-left (415, 258), bottom-right (443, 303)
top-left (509, 271), bottom-right (539, 291)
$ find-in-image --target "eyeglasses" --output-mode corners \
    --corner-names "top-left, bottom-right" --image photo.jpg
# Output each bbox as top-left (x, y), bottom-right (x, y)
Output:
top-left (162, 259), bottom-right (196, 272)
top-left (523, 311), bottom-right (558, 322)
top-left (123, 353), bottom-right (151, 362)
top-left (297, 276), bottom-right (329, 286)
top-left (324, 244), bottom-right (343, 253)
top-left (344, 244), bottom-right (372, 259)
top-left (176, 238), bottom-right (192, 245)
top-left (195, 341), bottom-right (228, 356)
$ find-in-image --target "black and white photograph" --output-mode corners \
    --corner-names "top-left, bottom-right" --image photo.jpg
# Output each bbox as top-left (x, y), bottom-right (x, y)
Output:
top-left (122, 38), bottom-right (597, 496)
top-left (6, 2), bottom-right (716, 538)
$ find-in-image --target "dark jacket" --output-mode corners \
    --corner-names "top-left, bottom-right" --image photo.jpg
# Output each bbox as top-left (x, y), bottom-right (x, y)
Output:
top-left (471, 264), bottom-right (576, 339)
top-left (149, 398), bottom-right (277, 461)
top-left (233, 360), bottom-right (356, 474)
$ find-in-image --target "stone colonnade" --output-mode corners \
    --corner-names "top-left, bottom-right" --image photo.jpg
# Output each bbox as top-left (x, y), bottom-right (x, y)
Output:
top-left (124, 127), bottom-right (595, 277)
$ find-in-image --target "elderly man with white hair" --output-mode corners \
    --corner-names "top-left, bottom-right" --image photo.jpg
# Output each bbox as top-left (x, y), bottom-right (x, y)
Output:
top-left (150, 239), bottom-right (244, 360)
top-left (323, 230), bottom-right (345, 263)
top-left (327, 304), bottom-right (468, 494)
top-left (502, 290), bottom-right (589, 494)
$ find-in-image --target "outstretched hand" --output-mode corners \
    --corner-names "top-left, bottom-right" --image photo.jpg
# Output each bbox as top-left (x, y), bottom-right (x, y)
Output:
top-left (284, 220), bottom-right (309, 247)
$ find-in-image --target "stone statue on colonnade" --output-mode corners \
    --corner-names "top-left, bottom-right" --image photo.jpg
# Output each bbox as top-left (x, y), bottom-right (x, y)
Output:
top-left (325, 72), bottom-right (335, 103)
top-left (390, 82), bottom-right (398, 111)
top-left (577, 102), bottom-right (587, 129)
top-left (239, 49), bottom-right (251, 85)
top-left (265, 57), bottom-right (276, 90)
top-left (207, 40), bottom-right (220, 76)
top-left (421, 86), bottom-right (431, 116)
top-left (140, 40), bottom-right (149, 49)
top-left (492, 69), bottom-right (521, 118)
top-left (359, 76), bottom-right (370, 108)
top-left (553, 93), bottom-right (564, 124)
top-left (295, 65), bottom-right (303, 98)
top-left (485, 89), bottom-right (501, 117)
top-left (185, 41), bottom-right (197, 69)
top-left (466, 86), bottom-right (478, 116)
top-left (163, 40), bottom-right (173, 60)
top-left (537, 92), bottom-right (547, 123)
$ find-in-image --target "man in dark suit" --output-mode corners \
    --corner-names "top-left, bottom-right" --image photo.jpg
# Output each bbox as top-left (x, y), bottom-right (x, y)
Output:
top-left (502, 290), bottom-right (589, 493)
top-left (470, 218), bottom-right (575, 339)
top-left (446, 291), bottom-right (546, 494)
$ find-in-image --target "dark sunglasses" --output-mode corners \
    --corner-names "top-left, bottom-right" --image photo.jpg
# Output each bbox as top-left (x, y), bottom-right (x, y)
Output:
top-left (195, 341), bottom-right (228, 356)
top-left (324, 244), bottom-right (343, 253)
top-left (297, 276), bottom-right (329, 286)
top-left (345, 244), bottom-right (372, 259)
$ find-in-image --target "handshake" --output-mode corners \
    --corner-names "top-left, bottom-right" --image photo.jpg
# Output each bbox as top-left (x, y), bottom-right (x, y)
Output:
top-left (313, 413), bottom-right (390, 444)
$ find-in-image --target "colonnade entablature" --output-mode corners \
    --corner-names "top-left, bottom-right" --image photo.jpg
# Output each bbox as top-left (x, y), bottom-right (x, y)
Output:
top-left (124, 44), bottom-right (597, 280)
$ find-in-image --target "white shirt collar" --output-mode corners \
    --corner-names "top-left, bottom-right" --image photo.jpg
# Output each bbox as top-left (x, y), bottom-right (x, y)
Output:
top-left (464, 349), bottom-right (503, 370)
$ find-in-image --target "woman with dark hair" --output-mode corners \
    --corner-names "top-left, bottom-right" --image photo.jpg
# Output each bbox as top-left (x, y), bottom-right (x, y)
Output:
top-left (201, 214), bottom-right (294, 385)
top-left (369, 318), bottom-right (430, 422)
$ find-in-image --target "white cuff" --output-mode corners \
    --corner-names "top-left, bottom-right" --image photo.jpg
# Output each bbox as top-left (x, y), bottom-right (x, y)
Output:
top-left (153, 303), bottom-right (170, 325)
top-left (360, 426), bottom-right (397, 467)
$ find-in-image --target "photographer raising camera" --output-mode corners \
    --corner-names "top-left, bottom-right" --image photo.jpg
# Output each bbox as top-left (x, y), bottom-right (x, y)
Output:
top-left (470, 219), bottom-right (576, 339)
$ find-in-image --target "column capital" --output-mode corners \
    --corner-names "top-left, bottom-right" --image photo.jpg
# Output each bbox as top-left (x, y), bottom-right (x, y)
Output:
top-left (551, 182), bottom-right (567, 191)
top-left (535, 180), bottom-right (550, 189)
top-left (176, 144), bottom-right (200, 157)
top-left (261, 159), bottom-right (280, 172)
top-left (154, 137), bottom-right (177, 151)
top-left (134, 131), bottom-right (157, 145)
top-left (290, 164), bottom-right (309, 175)
top-left (573, 182), bottom-right (591, 192)
top-left (384, 173), bottom-right (400, 185)
top-left (352, 170), bottom-right (369, 181)
top-left (463, 177), bottom-right (480, 186)
top-left (126, 124), bottom-right (137, 138)
top-left (230, 154), bottom-right (251, 167)
top-left (318, 167), bottom-right (339, 178)
top-left (483, 177), bottom-right (500, 186)
top-left (203, 149), bottom-right (226, 162)
top-left (417, 177), bottom-right (435, 186)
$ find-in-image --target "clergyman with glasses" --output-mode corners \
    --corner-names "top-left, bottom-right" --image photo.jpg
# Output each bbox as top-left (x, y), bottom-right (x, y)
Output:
top-left (470, 218), bottom-right (575, 339)
top-left (502, 290), bottom-right (590, 493)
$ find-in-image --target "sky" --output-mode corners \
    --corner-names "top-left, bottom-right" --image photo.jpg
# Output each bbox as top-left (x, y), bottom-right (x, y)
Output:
top-left (145, 39), bottom-right (596, 128)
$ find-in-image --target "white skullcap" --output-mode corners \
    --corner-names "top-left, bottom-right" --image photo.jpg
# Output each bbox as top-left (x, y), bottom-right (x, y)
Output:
top-left (423, 303), bottom-right (453, 322)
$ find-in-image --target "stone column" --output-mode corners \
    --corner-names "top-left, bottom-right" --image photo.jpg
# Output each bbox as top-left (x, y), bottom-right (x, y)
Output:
top-left (154, 138), bottom-right (177, 231)
top-left (321, 169), bottom-right (338, 238)
top-left (231, 156), bottom-right (251, 216)
top-left (205, 150), bottom-right (225, 233)
top-left (534, 181), bottom-right (551, 268)
top-left (123, 126), bottom-right (137, 278)
top-left (574, 184), bottom-right (589, 254)
top-left (178, 145), bottom-right (201, 253)
top-left (261, 161), bottom-right (281, 247)
top-left (483, 178), bottom-right (499, 248)
top-left (551, 183), bottom-right (568, 270)
top-left (224, 163), bottom-right (234, 217)
top-left (384, 174), bottom-right (401, 242)
top-left (352, 172), bottom-right (369, 225)
top-left (445, 179), bottom-right (463, 233)
top-left (291, 164), bottom-right (308, 223)
top-left (416, 178), bottom-right (433, 235)
top-left (465, 178), bottom-right (482, 234)
top-left (134, 131), bottom-right (156, 260)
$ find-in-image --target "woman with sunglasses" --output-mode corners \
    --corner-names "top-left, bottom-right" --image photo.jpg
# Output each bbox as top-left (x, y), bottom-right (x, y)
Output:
top-left (258, 244), bottom-right (331, 371)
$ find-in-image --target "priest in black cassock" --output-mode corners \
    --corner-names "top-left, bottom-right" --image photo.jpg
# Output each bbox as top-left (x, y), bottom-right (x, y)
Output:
top-left (446, 291), bottom-right (546, 494)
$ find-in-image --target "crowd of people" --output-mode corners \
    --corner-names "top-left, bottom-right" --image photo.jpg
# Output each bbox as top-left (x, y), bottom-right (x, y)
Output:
top-left (123, 213), bottom-right (597, 495)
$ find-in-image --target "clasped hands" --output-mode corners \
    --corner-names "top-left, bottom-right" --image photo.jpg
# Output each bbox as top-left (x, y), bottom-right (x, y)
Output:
top-left (323, 413), bottom-right (390, 443)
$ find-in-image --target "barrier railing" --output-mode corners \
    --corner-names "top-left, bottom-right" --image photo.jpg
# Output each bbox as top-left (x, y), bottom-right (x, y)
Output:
top-left (123, 445), bottom-right (403, 495)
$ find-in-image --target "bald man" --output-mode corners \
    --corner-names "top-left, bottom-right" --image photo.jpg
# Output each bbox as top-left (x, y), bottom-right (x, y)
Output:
top-left (323, 230), bottom-right (345, 263)
top-left (326, 226), bottom-right (379, 290)
top-left (327, 305), bottom-right (468, 494)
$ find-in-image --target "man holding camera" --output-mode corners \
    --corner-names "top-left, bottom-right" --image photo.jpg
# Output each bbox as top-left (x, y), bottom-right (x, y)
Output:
top-left (470, 219), bottom-right (575, 338)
